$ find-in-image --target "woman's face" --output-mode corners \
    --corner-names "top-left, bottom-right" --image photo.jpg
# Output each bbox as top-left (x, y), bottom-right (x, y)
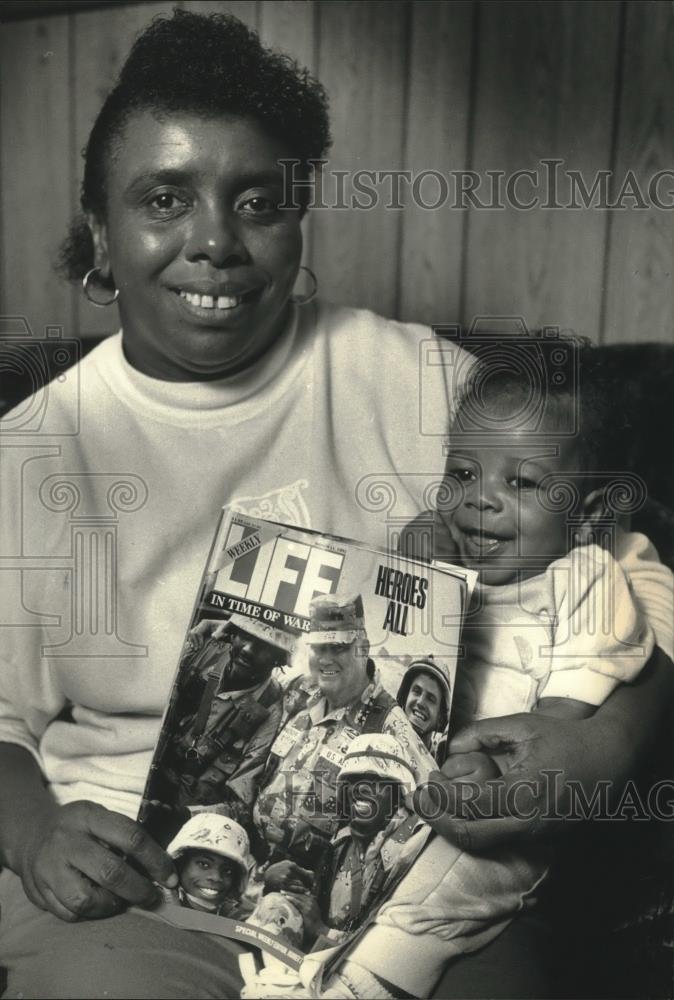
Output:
top-left (90, 109), bottom-right (303, 380)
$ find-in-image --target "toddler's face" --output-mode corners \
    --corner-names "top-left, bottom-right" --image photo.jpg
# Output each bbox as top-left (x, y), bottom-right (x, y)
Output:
top-left (178, 850), bottom-right (236, 906)
top-left (443, 417), bottom-right (583, 585)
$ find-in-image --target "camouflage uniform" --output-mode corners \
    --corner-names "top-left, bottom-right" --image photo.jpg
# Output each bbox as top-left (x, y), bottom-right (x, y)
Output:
top-left (252, 676), bottom-right (434, 863)
top-left (321, 808), bottom-right (428, 934)
top-left (280, 672), bottom-right (318, 727)
top-left (159, 641), bottom-right (283, 823)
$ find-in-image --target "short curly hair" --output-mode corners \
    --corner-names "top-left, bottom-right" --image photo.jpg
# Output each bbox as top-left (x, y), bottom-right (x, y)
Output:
top-left (59, 8), bottom-right (331, 281)
top-left (455, 337), bottom-right (624, 481)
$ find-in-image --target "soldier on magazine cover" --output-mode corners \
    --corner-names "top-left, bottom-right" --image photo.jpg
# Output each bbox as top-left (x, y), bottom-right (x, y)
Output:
top-left (396, 657), bottom-right (452, 764)
top-left (149, 614), bottom-right (295, 826)
top-left (252, 594), bottom-right (436, 870)
top-left (261, 734), bottom-right (428, 942)
top-left (161, 812), bottom-right (252, 919)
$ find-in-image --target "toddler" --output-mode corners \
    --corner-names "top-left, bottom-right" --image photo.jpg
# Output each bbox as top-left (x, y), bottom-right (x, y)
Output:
top-left (302, 343), bottom-right (670, 999)
top-left (444, 342), bottom-right (661, 728)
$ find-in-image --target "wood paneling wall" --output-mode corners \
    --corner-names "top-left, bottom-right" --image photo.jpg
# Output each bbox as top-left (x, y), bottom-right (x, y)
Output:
top-left (1, 0), bottom-right (671, 343)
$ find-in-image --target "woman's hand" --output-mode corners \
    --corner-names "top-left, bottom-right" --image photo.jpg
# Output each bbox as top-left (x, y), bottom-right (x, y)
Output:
top-left (17, 800), bottom-right (178, 922)
top-left (264, 860), bottom-right (314, 895)
top-left (414, 647), bottom-right (673, 852)
top-left (414, 712), bottom-right (602, 852)
top-left (441, 750), bottom-right (502, 783)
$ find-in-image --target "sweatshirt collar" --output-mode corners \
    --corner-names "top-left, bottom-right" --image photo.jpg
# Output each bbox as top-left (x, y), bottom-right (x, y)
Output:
top-left (93, 302), bottom-right (309, 427)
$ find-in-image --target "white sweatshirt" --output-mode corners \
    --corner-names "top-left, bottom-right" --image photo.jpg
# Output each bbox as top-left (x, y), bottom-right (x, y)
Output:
top-left (0, 301), bottom-right (671, 819)
top-left (451, 542), bottom-right (667, 728)
top-left (0, 302), bottom-right (455, 817)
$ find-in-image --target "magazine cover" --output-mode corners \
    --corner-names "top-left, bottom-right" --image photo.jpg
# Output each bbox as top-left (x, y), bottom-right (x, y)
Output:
top-left (138, 510), bottom-right (475, 987)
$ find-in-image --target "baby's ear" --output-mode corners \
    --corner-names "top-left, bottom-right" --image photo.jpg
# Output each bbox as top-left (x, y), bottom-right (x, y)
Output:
top-left (576, 486), bottom-right (609, 544)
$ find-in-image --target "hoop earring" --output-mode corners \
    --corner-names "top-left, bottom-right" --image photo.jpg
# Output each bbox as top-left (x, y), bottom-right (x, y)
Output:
top-left (291, 265), bottom-right (318, 305)
top-left (82, 267), bottom-right (119, 308)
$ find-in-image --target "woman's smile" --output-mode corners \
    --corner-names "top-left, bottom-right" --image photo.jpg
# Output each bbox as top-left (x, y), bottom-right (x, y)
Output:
top-left (171, 284), bottom-right (263, 326)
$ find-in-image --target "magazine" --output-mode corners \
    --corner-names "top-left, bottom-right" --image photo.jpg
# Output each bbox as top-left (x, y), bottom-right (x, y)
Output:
top-left (138, 509), bottom-right (475, 985)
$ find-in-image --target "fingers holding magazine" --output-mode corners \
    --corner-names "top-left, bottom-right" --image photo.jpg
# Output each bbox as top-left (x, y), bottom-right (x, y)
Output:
top-left (19, 800), bottom-right (178, 921)
top-left (415, 712), bottom-right (596, 852)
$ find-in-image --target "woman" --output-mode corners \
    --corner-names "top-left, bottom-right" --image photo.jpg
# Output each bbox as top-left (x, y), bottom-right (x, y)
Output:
top-left (0, 11), bottom-right (671, 999)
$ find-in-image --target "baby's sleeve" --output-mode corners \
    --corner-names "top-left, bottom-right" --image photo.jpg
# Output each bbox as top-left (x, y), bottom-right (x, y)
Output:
top-left (539, 545), bottom-right (654, 706)
top-left (614, 529), bottom-right (673, 661)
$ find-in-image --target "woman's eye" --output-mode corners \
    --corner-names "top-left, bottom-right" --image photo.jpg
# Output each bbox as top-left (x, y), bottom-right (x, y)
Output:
top-left (238, 195), bottom-right (279, 217)
top-left (511, 476), bottom-right (536, 490)
top-left (147, 192), bottom-right (187, 215)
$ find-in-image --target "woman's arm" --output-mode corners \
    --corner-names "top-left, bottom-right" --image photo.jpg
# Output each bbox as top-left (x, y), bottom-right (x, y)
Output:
top-left (414, 647), bottom-right (673, 852)
top-left (0, 742), bottom-right (178, 921)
